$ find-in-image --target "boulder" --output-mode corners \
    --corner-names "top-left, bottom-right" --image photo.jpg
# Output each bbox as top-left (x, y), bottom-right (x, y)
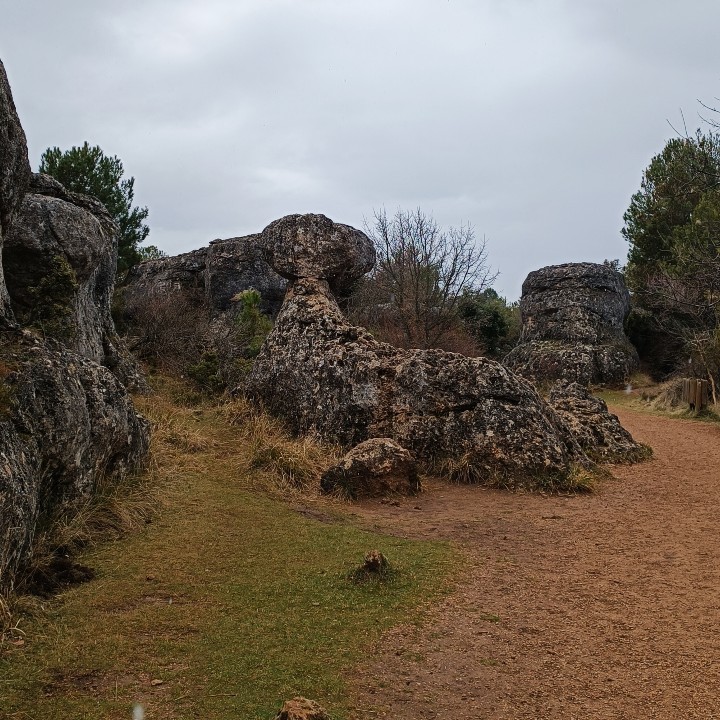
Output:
top-left (123, 234), bottom-right (286, 318)
top-left (321, 437), bottom-right (419, 498)
top-left (504, 263), bottom-right (639, 385)
top-left (4, 173), bottom-right (142, 388)
top-left (274, 697), bottom-right (330, 720)
top-left (0, 57), bottom-right (150, 591)
top-left (246, 215), bottom-right (592, 490)
top-left (259, 213), bottom-right (375, 295)
top-left (547, 382), bottom-right (650, 463)
top-left (0, 329), bottom-right (150, 590)
top-left (0, 59), bottom-right (31, 320)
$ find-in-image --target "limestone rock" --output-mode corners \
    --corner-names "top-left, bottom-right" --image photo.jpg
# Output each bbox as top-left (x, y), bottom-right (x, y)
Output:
top-left (505, 263), bottom-right (639, 385)
top-left (4, 173), bottom-right (142, 388)
top-left (246, 275), bottom-right (589, 489)
top-left (0, 58), bottom-right (150, 592)
top-left (321, 437), bottom-right (419, 498)
top-left (547, 382), bottom-right (650, 463)
top-left (275, 697), bottom-right (330, 720)
top-left (0, 59), bottom-right (31, 320)
top-left (0, 328), bottom-right (150, 590)
top-left (259, 213), bottom-right (375, 294)
top-left (123, 234), bottom-right (286, 318)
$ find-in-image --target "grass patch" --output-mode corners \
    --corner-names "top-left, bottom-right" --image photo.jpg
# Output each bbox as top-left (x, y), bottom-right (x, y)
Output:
top-left (0, 376), bottom-right (456, 720)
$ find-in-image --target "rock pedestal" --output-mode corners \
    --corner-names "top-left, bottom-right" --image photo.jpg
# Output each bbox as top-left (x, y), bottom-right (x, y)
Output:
top-left (504, 263), bottom-right (639, 386)
top-left (246, 215), bottom-right (593, 490)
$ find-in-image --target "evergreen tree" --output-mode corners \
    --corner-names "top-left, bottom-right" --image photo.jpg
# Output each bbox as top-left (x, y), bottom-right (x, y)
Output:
top-left (39, 142), bottom-right (151, 276)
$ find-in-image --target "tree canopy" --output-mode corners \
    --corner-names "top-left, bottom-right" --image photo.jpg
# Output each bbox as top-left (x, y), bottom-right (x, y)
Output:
top-left (623, 129), bottom-right (720, 394)
top-left (358, 207), bottom-right (497, 350)
top-left (623, 130), bottom-right (720, 288)
top-left (39, 142), bottom-right (152, 276)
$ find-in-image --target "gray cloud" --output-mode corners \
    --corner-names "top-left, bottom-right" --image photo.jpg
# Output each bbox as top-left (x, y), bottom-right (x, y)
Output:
top-left (2, 0), bottom-right (718, 297)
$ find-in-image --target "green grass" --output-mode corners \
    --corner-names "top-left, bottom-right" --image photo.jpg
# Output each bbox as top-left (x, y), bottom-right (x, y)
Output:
top-left (0, 380), bottom-right (456, 720)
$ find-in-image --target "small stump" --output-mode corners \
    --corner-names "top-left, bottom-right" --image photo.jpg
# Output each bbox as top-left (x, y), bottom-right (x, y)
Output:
top-left (275, 696), bottom-right (330, 720)
top-left (349, 550), bottom-right (393, 583)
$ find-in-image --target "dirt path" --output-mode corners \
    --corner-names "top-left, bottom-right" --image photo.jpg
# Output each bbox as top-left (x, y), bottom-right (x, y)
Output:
top-left (348, 408), bottom-right (720, 719)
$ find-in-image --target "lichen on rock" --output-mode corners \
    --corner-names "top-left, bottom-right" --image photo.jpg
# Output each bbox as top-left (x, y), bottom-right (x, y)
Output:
top-left (321, 437), bottom-right (419, 498)
top-left (504, 262), bottom-right (639, 386)
top-left (245, 214), bottom-right (595, 491)
top-left (0, 57), bottom-right (150, 592)
top-left (547, 382), bottom-right (651, 463)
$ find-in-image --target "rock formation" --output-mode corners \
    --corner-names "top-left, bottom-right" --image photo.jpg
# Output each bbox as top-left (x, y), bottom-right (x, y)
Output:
top-left (321, 437), bottom-right (419, 498)
top-left (246, 214), bottom-right (593, 490)
top-left (4, 173), bottom-right (141, 388)
top-left (123, 234), bottom-right (286, 318)
top-left (0, 59), bottom-right (31, 320)
top-left (504, 263), bottom-right (639, 386)
top-left (547, 382), bottom-right (651, 463)
top-left (0, 58), bottom-right (149, 591)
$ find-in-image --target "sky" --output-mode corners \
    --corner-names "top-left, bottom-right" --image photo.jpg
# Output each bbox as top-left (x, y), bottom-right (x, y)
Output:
top-left (1, 0), bottom-right (719, 299)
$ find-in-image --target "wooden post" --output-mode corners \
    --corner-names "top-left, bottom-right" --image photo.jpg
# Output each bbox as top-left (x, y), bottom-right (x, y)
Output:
top-left (683, 378), bottom-right (709, 412)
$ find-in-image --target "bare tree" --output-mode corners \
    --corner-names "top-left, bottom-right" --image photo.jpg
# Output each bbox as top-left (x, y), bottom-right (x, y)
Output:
top-left (358, 208), bottom-right (497, 350)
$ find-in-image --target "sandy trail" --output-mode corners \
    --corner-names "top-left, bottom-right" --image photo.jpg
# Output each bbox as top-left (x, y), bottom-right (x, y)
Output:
top-left (348, 407), bottom-right (720, 719)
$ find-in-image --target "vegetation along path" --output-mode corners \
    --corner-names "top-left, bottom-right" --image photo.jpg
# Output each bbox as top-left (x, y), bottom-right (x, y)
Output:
top-left (349, 406), bottom-right (720, 719)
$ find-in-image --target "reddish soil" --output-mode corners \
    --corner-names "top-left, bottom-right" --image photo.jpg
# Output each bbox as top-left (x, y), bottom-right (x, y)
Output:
top-left (349, 407), bottom-right (720, 719)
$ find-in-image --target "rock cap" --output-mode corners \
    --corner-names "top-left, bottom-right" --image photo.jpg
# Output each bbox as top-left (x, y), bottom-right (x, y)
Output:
top-left (260, 213), bottom-right (375, 294)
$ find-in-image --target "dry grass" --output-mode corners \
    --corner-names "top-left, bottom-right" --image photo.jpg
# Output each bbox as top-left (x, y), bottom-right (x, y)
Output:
top-left (433, 453), bottom-right (599, 493)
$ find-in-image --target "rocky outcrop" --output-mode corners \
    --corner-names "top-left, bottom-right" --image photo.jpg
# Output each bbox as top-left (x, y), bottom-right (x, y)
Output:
top-left (0, 329), bottom-right (150, 588)
top-left (548, 382), bottom-right (651, 463)
top-left (0, 59), bottom-right (31, 320)
top-left (246, 215), bottom-right (593, 490)
top-left (321, 438), bottom-right (419, 498)
top-left (123, 234), bottom-right (287, 318)
top-left (0, 57), bottom-right (149, 592)
top-left (504, 263), bottom-right (639, 386)
top-left (4, 173), bottom-right (141, 388)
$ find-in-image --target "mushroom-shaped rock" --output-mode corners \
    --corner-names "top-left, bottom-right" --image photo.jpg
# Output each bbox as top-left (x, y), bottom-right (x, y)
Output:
top-left (547, 382), bottom-right (650, 463)
top-left (259, 213), bottom-right (375, 294)
top-left (275, 697), bottom-right (330, 720)
top-left (321, 437), bottom-right (420, 498)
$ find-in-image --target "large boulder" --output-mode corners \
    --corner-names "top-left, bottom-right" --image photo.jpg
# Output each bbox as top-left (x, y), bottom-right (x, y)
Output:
top-left (123, 234), bottom-right (286, 318)
top-left (0, 330), bottom-right (150, 589)
top-left (4, 173), bottom-right (141, 388)
top-left (504, 263), bottom-right (639, 386)
top-left (0, 58), bottom-right (150, 591)
top-left (0, 59), bottom-right (31, 320)
top-left (259, 213), bottom-right (375, 295)
top-left (246, 215), bottom-right (592, 490)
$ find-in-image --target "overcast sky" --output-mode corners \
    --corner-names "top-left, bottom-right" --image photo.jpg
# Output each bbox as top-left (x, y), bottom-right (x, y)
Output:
top-left (1, 0), bottom-right (719, 298)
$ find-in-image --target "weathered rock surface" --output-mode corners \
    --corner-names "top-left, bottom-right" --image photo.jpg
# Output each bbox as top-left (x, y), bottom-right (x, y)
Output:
top-left (274, 697), bottom-right (330, 720)
top-left (548, 382), bottom-right (650, 463)
top-left (0, 58), bottom-right (149, 591)
top-left (260, 213), bottom-right (375, 295)
top-left (0, 59), bottom-right (31, 320)
top-left (4, 173), bottom-right (141, 387)
top-left (321, 437), bottom-right (419, 498)
top-left (504, 263), bottom-right (639, 386)
top-left (123, 234), bottom-right (286, 318)
top-left (246, 215), bottom-right (591, 489)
